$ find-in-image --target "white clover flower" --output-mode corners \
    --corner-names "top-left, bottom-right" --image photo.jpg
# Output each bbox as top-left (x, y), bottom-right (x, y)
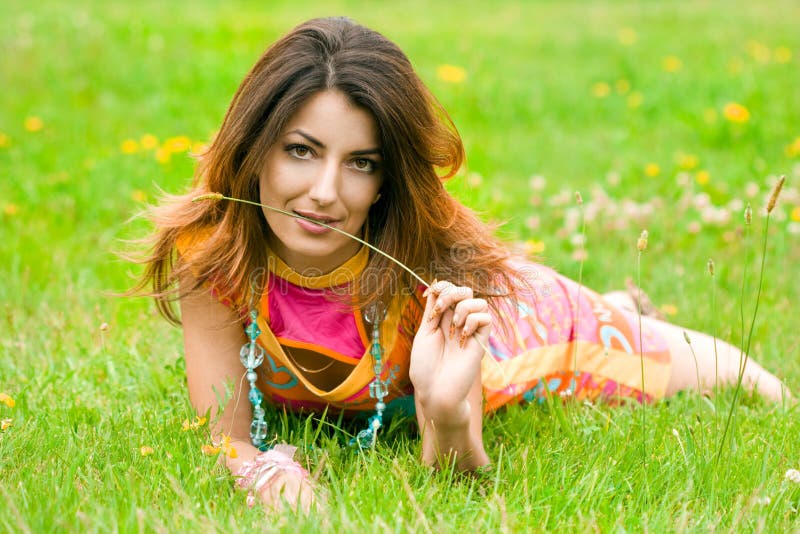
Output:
top-left (785, 469), bottom-right (800, 484)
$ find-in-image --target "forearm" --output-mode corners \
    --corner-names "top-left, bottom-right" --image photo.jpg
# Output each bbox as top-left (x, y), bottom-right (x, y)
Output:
top-left (416, 379), bottom-right (489, 471)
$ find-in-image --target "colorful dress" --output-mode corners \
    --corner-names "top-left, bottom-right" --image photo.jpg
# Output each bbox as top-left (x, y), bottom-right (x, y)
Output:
top-left (178, 240), bottom-right (672, 417)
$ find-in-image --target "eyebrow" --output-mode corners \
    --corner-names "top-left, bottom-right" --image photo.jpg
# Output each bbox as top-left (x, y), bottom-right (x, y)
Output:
top-left (287, 129), bottom-right (382, 157)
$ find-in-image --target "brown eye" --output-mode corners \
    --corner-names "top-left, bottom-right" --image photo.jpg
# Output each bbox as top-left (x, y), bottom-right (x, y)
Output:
top-left (293, 146), bottom-right (309, 157)
top-left (353, 158), bottom-right (374, 172)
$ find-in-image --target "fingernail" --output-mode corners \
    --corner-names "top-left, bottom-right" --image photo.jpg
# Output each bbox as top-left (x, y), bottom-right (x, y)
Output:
top-left (428, 307), bottom-right (440, 323)
top-left (452, 313), bottom-right (460, 326)
top-left (449, 322), bottom-right (456, 340)
top-left (459, 331), bottom-right (467, 348)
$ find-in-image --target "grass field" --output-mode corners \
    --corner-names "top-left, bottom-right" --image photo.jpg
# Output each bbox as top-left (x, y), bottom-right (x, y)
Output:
top-left (2, 0), bottom-right (800, 531)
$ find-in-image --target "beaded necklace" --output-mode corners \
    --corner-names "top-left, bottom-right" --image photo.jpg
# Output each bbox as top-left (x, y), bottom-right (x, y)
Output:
top-left (240, 289), bottom-right (390, 451)
top-left (350, 302), bottom-right (389, 449)
top-left (242, 309), bottom-right (269, 450)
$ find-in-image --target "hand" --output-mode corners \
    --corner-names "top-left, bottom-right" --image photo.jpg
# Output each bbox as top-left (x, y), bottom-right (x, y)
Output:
top-left (235, 447), bottom-right (325, 514)
top-left (257, 470), bottom-right (322, 514)
top-left (409, 280), bottom-right (492, 425)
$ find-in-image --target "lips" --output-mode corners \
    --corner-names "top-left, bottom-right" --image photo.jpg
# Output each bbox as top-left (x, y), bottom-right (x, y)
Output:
top-left (293, 210), bottom-right (340, 225)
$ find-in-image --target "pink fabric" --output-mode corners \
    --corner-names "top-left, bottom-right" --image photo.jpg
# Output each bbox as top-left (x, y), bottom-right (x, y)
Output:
top-left (267, 276), bottom-right (366, 360)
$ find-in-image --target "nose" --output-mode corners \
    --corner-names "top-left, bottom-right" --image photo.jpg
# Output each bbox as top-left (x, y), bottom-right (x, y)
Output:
top-left (308, 160), bottom-right (339, 207)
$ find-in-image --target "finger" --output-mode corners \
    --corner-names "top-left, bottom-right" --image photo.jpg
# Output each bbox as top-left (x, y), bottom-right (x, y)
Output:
top-left (419, 279), bottom-right (442, 334)
top-left (299, 482), bottom-right (314, 514)
top-left (451, 298), bottom-right (489, 328)
top-left (431, 284), bottom-right (473, 322)
top-left (458, 312), bottom-right (493, 347)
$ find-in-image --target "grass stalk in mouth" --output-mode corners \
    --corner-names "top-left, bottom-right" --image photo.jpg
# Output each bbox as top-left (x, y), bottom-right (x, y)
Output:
top-left (192, 192), bottom-right (430, 288)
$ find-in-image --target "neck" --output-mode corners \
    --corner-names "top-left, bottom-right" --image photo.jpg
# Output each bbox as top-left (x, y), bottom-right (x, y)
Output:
top-left (267, 237), bottom-right (362, 277)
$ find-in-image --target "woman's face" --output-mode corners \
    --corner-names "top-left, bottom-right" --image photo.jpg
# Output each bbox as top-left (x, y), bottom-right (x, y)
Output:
top-left (259, 90), bottom-right (383, 275)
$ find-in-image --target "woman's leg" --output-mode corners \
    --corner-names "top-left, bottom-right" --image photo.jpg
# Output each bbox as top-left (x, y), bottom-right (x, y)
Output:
top-left (602, 291), bottom-right (790, 402)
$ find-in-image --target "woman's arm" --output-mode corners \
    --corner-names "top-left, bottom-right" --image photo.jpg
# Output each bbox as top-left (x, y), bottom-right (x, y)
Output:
top-left (179, 272), bottom-right (315, 510)
top-left (409, 281), bottom-right (492, 471)
top-left (179, 272), bottom-right (255, 473)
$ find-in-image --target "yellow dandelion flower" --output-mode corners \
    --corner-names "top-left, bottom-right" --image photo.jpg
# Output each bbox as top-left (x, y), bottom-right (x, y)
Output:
top-left (746, 40), bottom-right (771, 63)
top-left (0, 133), bottom-right (9, 147)
top-left (591, 82), bottom-right (610, 98)
top-left (436, 64), bottom-right (467, 84)
top-left (524, 240), bottom-right (546, 255)
top-left (3, 204), bottom-right (19, 216)
top-left (190, 141), bottom-right (208, 155)
top-left (120, 139), bottom-right (139, 154)
top-left (140, 134), bottom-right (159, 150)
top-left (660, 304), bottom-right (678, 316)
top-left (615, 79), bottom-right (630, 94)
top-left (0, 393), bottom-right (15, 408)
top-left (182, 415), bottom-right (207, 431)
top-left (24, 116), bottom-right (43, 132)
top-left (723, 102), bottom-right (750, 123)
top-left (790, 206), bottom-right (800, 222)
top-left (617, 28), bottom-right (637, 46)
top-left (676, 153), bottom-right (699, 170)
top-left (227, 446), bottom-right (238, 459)
top-left (155, 147), bottom-right (171, 164)
top-left (786, 137), bottom-right (800, 158)
top-left (627, 91), bottom-right (643, 108)
top-left (695, 170), bottom-right (710, 185)
top-left (644, 163), bottom-right (660, 177)
top-left (163, 135), bottom-right (191, 153)
top-left (201, 444), bottom-right (220, 456)
top-left (662, 55), bottom-right (682, 72)
top-left (131, 190), bottom-right (147, 203)
top-left (727, 58), bottom-right (743, 75)
top-left (774, 46), bottom-right (792, 63)
top-left (1, 419), bottom-right (12, 431)
top-left (140, 446), bottom-right (154, 456)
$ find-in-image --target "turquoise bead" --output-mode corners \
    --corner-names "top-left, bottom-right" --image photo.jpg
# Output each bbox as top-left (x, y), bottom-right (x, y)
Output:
top-left (249, 387), bottom-right (263, 405)
top-left (245, 321), bottom-right (261, 340)
top-left (250, 419), bottom-right (268, 441)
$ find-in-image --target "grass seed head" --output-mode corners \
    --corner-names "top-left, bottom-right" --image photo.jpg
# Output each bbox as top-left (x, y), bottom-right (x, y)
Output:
top-left (575, 191), bottom-right (583, 205)
top-left (707, 258), bottom-right (715, 276)
top-left (744, 203), bottom-right (752, 225)
top-left (683, 331), bottom-right (691, 344)
top-left (192, 192), bottom-right (224, 203)
top-left (637, 230), bottom-right (649, 252)
top-left (766, 175), bottom-right (785, 214)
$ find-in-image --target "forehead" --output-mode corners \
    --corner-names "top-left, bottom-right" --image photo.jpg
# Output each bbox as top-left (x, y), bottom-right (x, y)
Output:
top-left (283, 90), bottom-right (380, 147)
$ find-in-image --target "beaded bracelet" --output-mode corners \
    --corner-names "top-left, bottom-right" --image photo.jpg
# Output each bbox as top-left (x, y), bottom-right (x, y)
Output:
top-left (235, 444), bottom-right (310, 508)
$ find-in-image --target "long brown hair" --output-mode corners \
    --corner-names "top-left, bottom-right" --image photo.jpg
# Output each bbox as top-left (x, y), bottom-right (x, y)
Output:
top-left (132, 16), bottom-right (522, 324)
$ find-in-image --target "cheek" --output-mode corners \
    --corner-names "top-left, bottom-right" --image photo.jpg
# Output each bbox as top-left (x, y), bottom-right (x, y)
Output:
top-left (346, 182), bottom-right (382, 216)
top-left (259, 166), bottom-right (300, 204)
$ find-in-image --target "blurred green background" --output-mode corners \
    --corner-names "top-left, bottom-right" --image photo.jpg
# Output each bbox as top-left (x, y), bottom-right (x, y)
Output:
top-left (1, 1), bottom-right (799, 530)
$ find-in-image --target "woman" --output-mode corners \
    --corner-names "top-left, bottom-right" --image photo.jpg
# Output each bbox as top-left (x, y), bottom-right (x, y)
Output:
top-left (135, 17), bottom-right (787, 511)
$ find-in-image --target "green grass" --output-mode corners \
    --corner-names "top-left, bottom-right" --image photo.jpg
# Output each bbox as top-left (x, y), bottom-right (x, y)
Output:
top-left (2, 0), bottom-right (800, 531)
